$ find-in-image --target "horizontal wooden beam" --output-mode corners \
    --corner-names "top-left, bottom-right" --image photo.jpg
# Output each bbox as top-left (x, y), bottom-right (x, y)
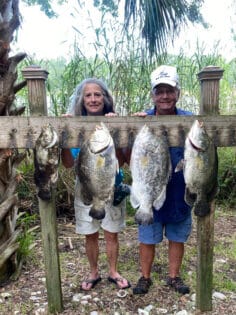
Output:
top-left (1, 115), bottom-right (236, 148)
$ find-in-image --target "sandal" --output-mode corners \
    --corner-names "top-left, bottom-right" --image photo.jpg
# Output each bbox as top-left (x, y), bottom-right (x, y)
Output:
top-left (80, 276), bottom-right (102, 291)
top-left (133, 276), bottom-right (152, 294)
top-left (108, 276), bottom-right (131, 289)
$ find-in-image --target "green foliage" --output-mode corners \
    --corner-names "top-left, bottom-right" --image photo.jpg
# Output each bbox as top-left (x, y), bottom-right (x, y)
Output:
top-left (22, 0), bottom-right (67, 18)
top-left (217, 147), bottom-right (236, 207)
top-left (93, 0), bottom-right (118, 17)
top-left (213, 236), bottom-right (236, 292)
top-left (17, 155), bottom-right (35, 201)
top-left (16, 157), bottom-right (39, 261)
top-left (17, 212), bottom-right (38, 260)
top-left (126, 198), bottom-right (136, 221)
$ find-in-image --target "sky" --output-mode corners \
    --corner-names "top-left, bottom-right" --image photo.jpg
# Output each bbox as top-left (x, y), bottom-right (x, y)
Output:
top-left (12, 0), bottom-right (236, 62)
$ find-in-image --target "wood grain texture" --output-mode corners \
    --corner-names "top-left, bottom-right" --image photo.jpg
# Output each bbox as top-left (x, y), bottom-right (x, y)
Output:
top-left (0, 115), bottom-right (235, 148)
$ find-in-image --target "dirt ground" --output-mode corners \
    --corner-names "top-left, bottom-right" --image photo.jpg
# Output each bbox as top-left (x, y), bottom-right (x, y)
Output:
top-left (0, 206), bottom-right (235, 315)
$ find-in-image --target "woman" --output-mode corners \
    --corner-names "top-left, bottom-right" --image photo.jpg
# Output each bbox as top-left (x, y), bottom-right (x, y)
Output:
top-left (61, 78), bottom-right (130, 291)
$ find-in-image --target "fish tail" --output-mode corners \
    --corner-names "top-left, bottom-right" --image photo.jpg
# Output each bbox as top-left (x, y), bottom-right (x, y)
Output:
top-left (89, 207), bottom-right (106, 220)
top-left (135, 209), bottom-right (153, 226)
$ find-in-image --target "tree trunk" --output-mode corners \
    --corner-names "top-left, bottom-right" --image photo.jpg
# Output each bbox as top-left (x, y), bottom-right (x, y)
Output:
top-left (0, 0), bottom-right (27, 283)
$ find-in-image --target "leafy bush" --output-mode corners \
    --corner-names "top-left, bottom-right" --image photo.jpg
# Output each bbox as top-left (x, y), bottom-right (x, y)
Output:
top-left (217, 147), bottom-right (236, 207)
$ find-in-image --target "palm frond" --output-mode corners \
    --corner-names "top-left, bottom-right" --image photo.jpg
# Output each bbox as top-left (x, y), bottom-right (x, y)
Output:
top-left (124, 0), bottom-right (204, 56)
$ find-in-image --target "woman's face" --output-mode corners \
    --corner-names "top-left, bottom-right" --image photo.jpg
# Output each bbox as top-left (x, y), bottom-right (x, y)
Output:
top-left (83, 83), bottom-right (105, 115)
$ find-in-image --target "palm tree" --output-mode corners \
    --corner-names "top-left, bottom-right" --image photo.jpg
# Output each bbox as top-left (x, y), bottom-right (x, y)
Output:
top-left (0, 0), bottom-right (27, 283)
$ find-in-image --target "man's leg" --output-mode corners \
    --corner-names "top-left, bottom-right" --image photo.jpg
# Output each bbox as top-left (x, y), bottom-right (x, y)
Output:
top-left (140, 243), bottom-right (155, 278)
top-left (104, 230), bottom-right (130, 289)
top-left (165, 216), bottom-right (191, 294)
top-left (133, 243), bottom-right (155, 294)
top-left (133, 216), bottom-right (163, 294)
top-left (168, 240), bottom-right (184, 278)
top-left (167, 240), bottom-right (190, 294)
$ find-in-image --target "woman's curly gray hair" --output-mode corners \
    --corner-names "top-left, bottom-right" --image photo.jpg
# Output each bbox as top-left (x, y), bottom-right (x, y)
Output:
top-left (67, 78), bottom-right (115, 116)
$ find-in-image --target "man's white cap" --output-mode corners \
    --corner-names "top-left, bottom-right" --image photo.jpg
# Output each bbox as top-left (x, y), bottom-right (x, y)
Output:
top-left (151, 65), bottom-right (180, 90)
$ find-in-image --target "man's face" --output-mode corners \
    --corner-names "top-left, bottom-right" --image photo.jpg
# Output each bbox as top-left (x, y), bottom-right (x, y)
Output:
top-left (152, 84), bottom-right (179, 115)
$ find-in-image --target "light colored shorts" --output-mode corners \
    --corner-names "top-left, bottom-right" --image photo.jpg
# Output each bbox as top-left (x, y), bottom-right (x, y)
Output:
top-left (138, 214), bottom-right (192, 244)
top-left (73, 177), bottom-right (126, 234)
top-left (74, 198), bottom-right (126, 235)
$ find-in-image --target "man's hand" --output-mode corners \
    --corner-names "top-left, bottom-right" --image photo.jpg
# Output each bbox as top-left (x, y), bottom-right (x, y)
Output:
top-left (132, 112), bottom-right (147, 117)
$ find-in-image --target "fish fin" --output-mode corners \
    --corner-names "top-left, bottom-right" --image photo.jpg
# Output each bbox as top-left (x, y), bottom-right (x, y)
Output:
top-left (80, 187), bottom-right (93, 205)
top-left (130, 192), bottom-right (140, 209)
top-left (45, 129), bottom-right (58, 148)
top-left (184, 187), bottom-right (196, 206)
top-left (153, 187), bottom-right (167, 210)
top-left (116, 159), bottom-right (119, 174)
top-left (175, 159), bottom-right (184, 173)
top-left (135, 209), bottom-right (153, 226)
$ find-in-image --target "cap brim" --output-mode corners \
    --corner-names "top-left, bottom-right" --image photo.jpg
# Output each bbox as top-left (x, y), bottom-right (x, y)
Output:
top-left (152, 78), bottom-right (176, 89)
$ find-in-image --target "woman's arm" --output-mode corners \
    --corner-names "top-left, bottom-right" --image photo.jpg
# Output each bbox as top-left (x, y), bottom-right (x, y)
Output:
top-left (61, 149), bottom-right (74, 168)
top-left (116, 147), bottom-right (131, 167)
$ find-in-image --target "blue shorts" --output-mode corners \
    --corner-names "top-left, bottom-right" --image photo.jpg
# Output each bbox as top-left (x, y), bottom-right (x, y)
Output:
top-left (138, 214), bottom-right (192, 244)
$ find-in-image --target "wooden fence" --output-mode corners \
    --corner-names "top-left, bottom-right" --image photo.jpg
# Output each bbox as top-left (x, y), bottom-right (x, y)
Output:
top-left (0, 114), bottom-right (235, 149)
top-left (7, 65), bottom-right (235, 313)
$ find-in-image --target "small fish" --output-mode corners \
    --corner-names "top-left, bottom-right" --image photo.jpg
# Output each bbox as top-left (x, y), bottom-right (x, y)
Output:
top-left (181, 120), bottom-right (218, 216)
top-left (34, 124), bottom-right (59, 200)
top-left (76, 122), bottom-right (118, 220)
top-left (130, 125), bottom-right (172, 225)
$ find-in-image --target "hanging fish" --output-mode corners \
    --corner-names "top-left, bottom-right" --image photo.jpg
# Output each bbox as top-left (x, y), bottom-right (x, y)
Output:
top-left (76, 122), bottom-right (118, 220)
top-left (130, 125), bottom-right (172, 225)
top-left (34, 123), bottom-right (59, 200)
top-left (180, 120), bottom-right (218, 216)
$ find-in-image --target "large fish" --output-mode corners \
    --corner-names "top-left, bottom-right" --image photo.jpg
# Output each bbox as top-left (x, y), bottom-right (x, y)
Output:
top-left (182, 119), bottom-right (218, 217)
top-left (130, 124), bottom-right (172, 225)
top-left (34, 123), bottom-right (59, 200)
top-left (76, 122), bottom-right (118, 220)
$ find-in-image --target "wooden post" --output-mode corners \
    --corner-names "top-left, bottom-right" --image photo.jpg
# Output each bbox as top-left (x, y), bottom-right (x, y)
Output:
top-left (22, 66), bottom-right (63, 313)
top-left (22, 65), bottom-right (49, 116)
top-left (196, 66), bottom-right (224, 311)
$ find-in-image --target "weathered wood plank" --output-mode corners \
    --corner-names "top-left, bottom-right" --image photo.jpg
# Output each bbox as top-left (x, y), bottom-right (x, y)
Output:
top-left (196, 203), bottom-right (215, 311)
top-left (0, 115), bottom-right (236, 148)
top-left (38, 194), bottom-right (63, 313)
top-left (196, 66), bottom-right (221, 312)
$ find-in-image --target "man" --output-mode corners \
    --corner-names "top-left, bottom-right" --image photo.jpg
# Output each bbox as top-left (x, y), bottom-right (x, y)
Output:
top-left (133, 65), bottom-right (192, 295)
